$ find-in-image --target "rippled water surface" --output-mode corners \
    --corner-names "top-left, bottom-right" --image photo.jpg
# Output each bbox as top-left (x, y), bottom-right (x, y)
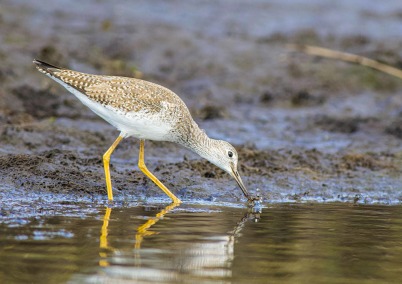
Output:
top-left (1, 202), bottom-right (402, 283)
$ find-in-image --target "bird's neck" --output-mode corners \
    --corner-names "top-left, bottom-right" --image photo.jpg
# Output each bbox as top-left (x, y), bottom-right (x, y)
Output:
top-left (181, 123), bottom-right (216, 162)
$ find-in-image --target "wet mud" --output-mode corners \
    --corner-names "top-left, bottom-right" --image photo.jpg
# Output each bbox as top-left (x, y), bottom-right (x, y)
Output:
top-left (1, 0), bottom-right (402, 208)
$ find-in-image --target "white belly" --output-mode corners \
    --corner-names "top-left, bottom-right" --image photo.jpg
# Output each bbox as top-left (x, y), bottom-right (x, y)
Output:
top-left (51, 76), bottom-right (172, 140)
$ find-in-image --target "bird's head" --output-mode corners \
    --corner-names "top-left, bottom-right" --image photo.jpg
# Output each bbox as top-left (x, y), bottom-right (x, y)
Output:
top-left (205, 140), bottom-right (250, 199)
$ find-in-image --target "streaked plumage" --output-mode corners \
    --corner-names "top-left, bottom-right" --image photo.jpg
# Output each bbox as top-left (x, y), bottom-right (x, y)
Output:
top-left (33, 59), bottom-right (250, 203)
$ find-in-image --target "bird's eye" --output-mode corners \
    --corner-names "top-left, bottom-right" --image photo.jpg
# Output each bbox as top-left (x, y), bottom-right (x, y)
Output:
top-left (228, 151), bottom-right (233, 158)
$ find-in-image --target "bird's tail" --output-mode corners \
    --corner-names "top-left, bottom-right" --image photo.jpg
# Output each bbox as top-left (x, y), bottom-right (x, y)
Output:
top-left (33, 59), bottom-right (62, 76)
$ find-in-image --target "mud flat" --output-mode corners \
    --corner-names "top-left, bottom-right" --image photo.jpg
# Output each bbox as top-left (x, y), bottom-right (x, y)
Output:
top-left (1, 0), bottom-right (402, 210)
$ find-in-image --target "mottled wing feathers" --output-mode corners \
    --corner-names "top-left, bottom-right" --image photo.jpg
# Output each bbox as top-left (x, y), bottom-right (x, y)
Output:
top-left (33, 60), bottom-right (185, 114)
top-left (82, 76), bottom-right (179, 113)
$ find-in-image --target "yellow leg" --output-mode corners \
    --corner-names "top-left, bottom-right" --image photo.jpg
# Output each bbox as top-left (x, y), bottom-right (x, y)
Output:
top-left (103, 135), bottom-right (124, 201)
top-left (138, 139), bottom-right (182, 203)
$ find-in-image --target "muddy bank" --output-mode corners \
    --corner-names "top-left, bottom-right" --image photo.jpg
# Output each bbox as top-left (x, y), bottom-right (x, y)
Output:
top-left (0, 0), bottom-right (402, 206)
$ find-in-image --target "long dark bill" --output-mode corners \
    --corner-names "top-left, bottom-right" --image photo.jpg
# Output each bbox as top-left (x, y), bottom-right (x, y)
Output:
top-left (232, 169), bottom-right (250, 199)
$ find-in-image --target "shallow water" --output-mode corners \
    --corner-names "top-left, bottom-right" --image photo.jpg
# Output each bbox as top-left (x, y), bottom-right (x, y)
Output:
top-left (1, 1), bottom-right (402, 282)
top-left (1, 201), bottom-right (402, 283)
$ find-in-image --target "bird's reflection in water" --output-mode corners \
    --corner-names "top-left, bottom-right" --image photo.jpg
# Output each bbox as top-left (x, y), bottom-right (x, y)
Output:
top-left (98, 201), bottom-right (262, 280)
top-left (99, 206), bottom-right (112, 267)
top-left (229, 203), bottom-right (262, 245)
top-left (99, 202), bottom-right (180, 267)
top-left (134, 202), bottom-right (179, 250)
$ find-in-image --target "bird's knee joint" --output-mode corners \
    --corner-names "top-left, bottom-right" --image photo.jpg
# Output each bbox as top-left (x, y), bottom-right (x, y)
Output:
top-left (103, 154), bottom-right (110, 163)
top-left (138, 162), bottom-right (146, 171)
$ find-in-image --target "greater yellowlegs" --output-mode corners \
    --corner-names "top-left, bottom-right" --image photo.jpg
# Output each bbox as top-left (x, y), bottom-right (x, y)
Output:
top-left (33, 60), bottom-right (250, 203)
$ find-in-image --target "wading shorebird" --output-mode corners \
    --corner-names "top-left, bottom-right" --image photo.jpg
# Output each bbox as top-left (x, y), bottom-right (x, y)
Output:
top-left (33, 60), bottom-right (251, 204)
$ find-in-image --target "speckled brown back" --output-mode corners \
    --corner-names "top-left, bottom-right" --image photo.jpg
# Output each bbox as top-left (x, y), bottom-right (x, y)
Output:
top-left (34, 60), bottom-right (188, 115)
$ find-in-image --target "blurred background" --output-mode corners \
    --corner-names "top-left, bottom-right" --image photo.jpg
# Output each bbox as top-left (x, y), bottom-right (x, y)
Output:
top-left (1, 1), bottom-right (402, 283)
top-left (1, 0), bottom-right (402, 202)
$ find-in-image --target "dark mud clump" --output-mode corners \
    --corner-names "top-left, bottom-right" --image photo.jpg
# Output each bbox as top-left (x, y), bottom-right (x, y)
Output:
top-left (259, 90), bottom-right (274, 104)
top-left (314, 115), bottom-right (377, 134)
top-left (338, 153), bottom-right (393, 171)
top-left (37, 45), bottom-right (68, 68)
top-left (291, 90), bottom-right (325, 107)
top-left (12, 85), bottom-right (61, 119)
top-left (0, 150), bottom-right (104, 195)
top-left (386, 117), bottom-right (402, 139)
top-left (195, 105), bottom-right (229, 120)
top-left (315, 115), bottom-right (360, 133)
top-left (14, 84), bottom-right (88, 120)
top-left (236, 147), bottom-right (396, 177)
top-left (4, 84), bottom-right (88, 128)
